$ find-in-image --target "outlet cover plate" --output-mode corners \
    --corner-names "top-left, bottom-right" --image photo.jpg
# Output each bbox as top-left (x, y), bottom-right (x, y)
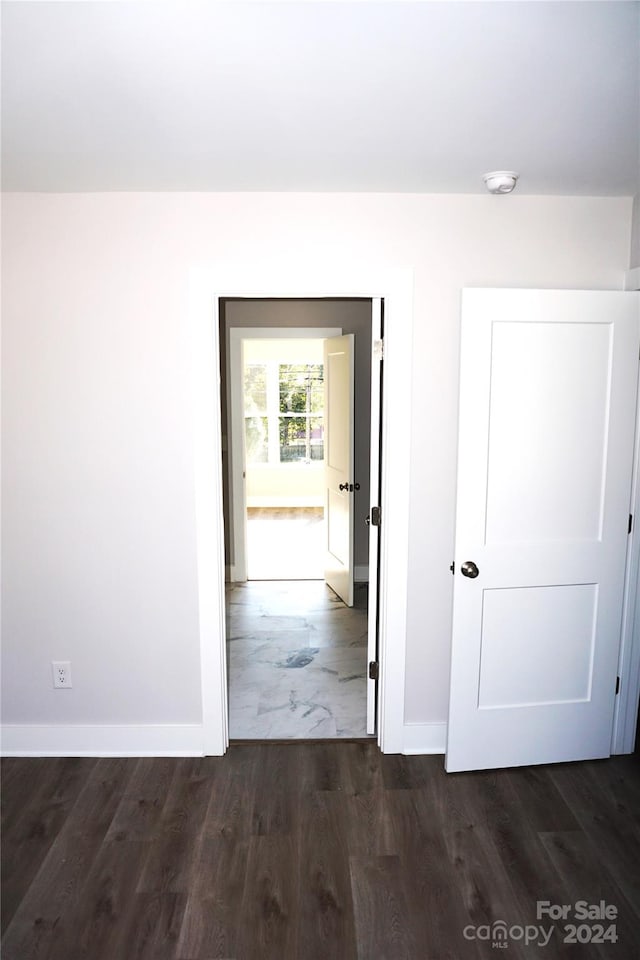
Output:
top-left (52, 660), bottom-right (72, 688)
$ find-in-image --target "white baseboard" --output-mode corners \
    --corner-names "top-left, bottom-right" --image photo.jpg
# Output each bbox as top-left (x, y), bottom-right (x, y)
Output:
top-left (1, 721), bottom-right (446, 758)
top-left (0, 723), bottom-right (204, 757)
top-left (402, 721), bottom-right (447, 755)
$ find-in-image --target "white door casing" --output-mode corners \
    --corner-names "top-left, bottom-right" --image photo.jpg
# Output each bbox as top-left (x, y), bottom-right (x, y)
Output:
top-left (446, 289), bottom-right (640, 773)
top-left (324, 334), bottom-right (355, 606)
top-left (190, 263), bottom-right (413, 756)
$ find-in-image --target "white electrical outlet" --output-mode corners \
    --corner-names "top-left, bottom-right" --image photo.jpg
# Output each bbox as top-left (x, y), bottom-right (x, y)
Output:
top-left (52, 661), bottom-right (72, 688)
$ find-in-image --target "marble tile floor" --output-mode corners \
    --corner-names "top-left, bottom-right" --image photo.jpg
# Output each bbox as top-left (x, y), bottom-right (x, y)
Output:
top-left (226, 579), bottom-right (371, 739)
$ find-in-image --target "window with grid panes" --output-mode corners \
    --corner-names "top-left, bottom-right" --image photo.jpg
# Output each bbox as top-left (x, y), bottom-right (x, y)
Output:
top-left (244, 362), bottom-right (324, 465)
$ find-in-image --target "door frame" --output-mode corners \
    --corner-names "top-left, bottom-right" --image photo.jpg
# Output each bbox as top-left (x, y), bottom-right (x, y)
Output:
top-left (189, 263), bottom-right (414, 755)
top-left (227, 326), bottom-right (342, 583)
top-left (612, 362), bottom-right (640, 754)
top-left (614, 273), bottom-right (640, 754)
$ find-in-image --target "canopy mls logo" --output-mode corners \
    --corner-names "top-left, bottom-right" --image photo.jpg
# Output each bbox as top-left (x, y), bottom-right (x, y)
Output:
top-left (462, 920), bottom-right (554, 949)
top-left (463, 901), bottom-right (620, 949)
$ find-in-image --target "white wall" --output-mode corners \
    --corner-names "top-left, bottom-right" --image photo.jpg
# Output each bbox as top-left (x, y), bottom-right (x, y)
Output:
top-left (1, 193), bottom-right (632, 749)
top-left (246, 465), bottom-right (323, 508)
top-left (242, 336), bottom-right (324, 507)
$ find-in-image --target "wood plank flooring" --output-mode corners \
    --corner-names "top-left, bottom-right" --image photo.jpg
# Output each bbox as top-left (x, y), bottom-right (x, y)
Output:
top-left (2, 745), bottom-right (640, 959)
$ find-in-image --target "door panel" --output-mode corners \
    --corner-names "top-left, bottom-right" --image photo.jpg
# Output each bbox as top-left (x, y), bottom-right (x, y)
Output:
top-left (485, 321), bottom-right (611, 543)
top-left (477, 584), bottom-right (598, 708)
top-left (324, 334), bottom-right (355, 606)
top-left (446, 289), bottom-right (640, 772)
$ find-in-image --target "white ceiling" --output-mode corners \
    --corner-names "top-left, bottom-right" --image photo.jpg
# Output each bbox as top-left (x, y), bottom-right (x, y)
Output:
top-left (2, 0), bottom-right (639, 194)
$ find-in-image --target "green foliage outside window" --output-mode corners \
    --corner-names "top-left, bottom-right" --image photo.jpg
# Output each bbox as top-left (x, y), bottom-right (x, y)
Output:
top-left (279, 364), bottom-right (324, 462)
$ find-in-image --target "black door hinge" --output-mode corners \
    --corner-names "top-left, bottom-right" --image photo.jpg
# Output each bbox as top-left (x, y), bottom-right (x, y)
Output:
top-left (616, 676), bottom-right (620, 695)
top-left (371, 506), bottom-right (381, 527)
top-left (450, 562), bottom-right (455, 575)
top-left (629, 514), bottom-right (633, 535)
top-left (369, 661), bottom-right (379, 681)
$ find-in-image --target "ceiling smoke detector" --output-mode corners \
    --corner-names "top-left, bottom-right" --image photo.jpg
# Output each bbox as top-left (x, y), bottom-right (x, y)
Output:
top-left (483, 171), bottom-right (519, 194)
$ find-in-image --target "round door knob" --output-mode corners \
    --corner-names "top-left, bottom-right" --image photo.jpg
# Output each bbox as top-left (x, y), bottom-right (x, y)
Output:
top-left (461, 561), bottom-right (479, 579)
top-left (339, 482), bottom-right (349, 491)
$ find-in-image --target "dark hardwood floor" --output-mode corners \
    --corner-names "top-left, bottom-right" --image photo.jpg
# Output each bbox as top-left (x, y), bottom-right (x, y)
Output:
top-left (2, 744), bottom-right (640, 959)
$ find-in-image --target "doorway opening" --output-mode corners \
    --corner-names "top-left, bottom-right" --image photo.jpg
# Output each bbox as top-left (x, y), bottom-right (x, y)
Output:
top-left (243, 336), bottom-right (326, 580)
top-left (219, 298), bottom-right (378, 740)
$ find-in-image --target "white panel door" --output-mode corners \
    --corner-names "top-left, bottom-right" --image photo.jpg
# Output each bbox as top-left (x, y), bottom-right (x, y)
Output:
top-left (324, 334), bottom-right (355, 606)
top-left (446, 289), bottom-right (640, 772)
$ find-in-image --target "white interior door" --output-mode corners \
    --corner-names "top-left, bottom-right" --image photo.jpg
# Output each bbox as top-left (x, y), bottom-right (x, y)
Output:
top-left (446, 289), bottom-right (640, 773)
top-left (366, 300), bottom-right (383, 733)
top-left (324, 334), bottom-right (355, 606)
